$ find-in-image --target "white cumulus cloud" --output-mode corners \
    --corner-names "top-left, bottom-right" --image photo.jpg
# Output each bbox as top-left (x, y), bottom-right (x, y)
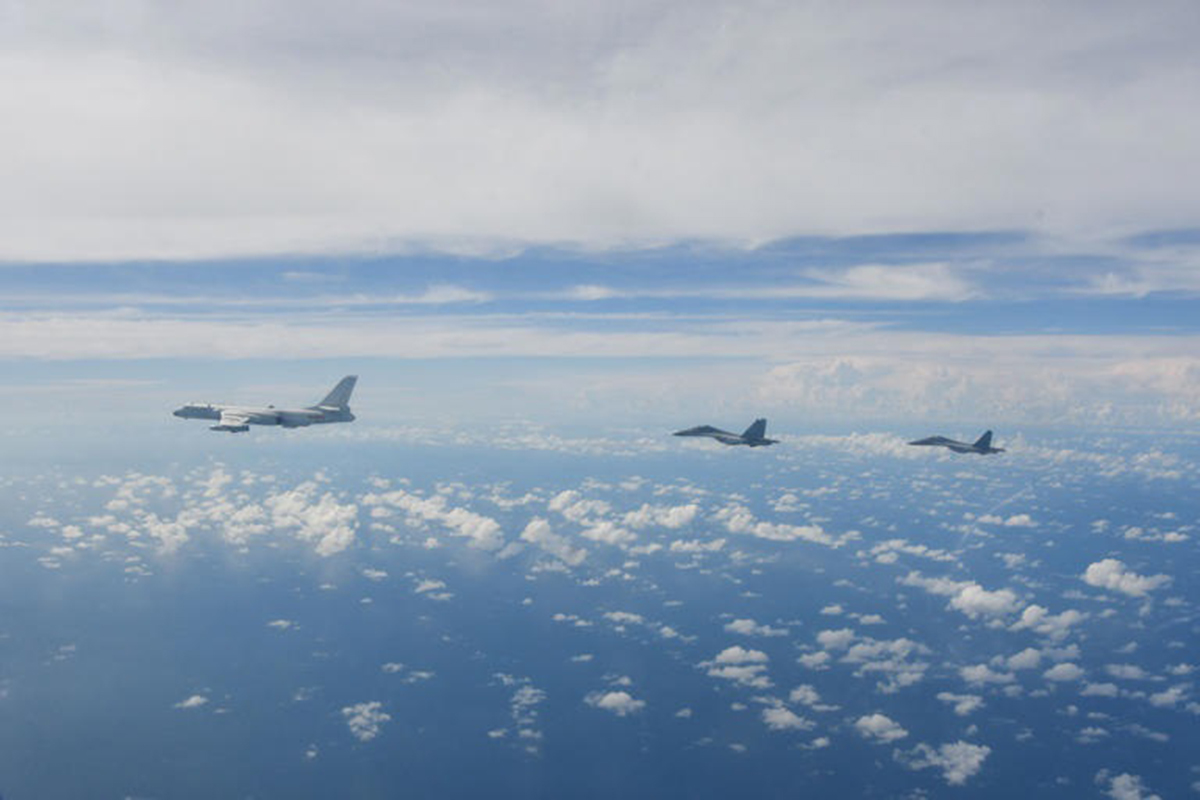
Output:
top-left (173, 694), bottom-right (209, 710)
top-left (1083, 559), bottom-right (1171, 597)
top-left (898, 741), bottom-right (991, 786)
top-left (1043, 663), bottom-right (1086, 682)
top-left (855, 713), bottom-right (908, 743)
top-left (342, 701), bottom-right (391, 742)
top-left (725, 618), bottom-right (789, 637)
top-left (1099, 772), bottom-right (1162, 800)
top-left (584, 691), bottom-right (645, 717)
top-left (762, 706), bottom-right (813, 732)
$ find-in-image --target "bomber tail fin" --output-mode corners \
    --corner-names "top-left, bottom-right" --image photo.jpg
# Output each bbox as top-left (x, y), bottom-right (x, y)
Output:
top-left (318, 375), bottom-right (357, 409)
top-left (742, 418), bottom-right (768, 440)
top-left (973, 430), bottom-right (993, 450)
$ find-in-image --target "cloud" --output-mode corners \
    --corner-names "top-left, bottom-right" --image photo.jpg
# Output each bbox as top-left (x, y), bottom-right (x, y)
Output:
top-left (960, 664), bottom-right (1015, 686)
top-left (787, 685), bottom-right (834, 711)
top-left (714, 646), bottom-right (769, 665)
top-left (703, 646), bottom-right (771, 688)
top-left (797, 652), bottom-right (831, 670)
top-left (1082, 559), bottom-right (1172, 597)
top-left (977, 513), bottom-right (1037, 528)
top-left (792, 432), bottom-right (925, 460)
top-left (759, 342), bottom-right (1200, 428)
top-left (173, 694), bottom-right (209, 709)
top-left (1147, 685), bottom-right (1188, 708)
top-left (714, 503), bottom-right (844, 547)
top-left (816, 628), bottom-right (857, 650)
top-left (948, 584), bottom-right (1023, 620)
top-left (1005, 647), bottom-right (1042, 671)
top-left (547, 490), bottom-right (612, 521)
top-left (342, 701), bottom-right (391, 742)
top-left (841, 636), bottom-right (930, 693)
top-left (700, 662), bottom-right (768, 690)
top-left (669, 537), bottom-right (726, 553)
top-left (724, 618), bottom-right (789, 637)
top-left (1009, 605), bottom-right (1086, 641)
top-left (761, 706), bottom-right (813, 732)
top-left (620, 502), bottom-right (699, 530)
top-left (5, 2), bottom-right (1200, 261)
top-left (1043, 663), bottom-right (1085, 682)
top-left (1105, 664), bottom-right (1150, 680)
top-left (363, 489), bottom-right (504, 551)
top-left (900, 572), bottom-right (1022, 620)
top-left (1098, 772), bottom-right (1162, 800)
top-left (1084, 262), bottom-right (1200, 299)
top-left (898, 741), bottom-right (991, 786)
top-left (862, 538), bottom-right (956, 565)
top-left (799, 263), bottom-right (975, 301)
top-left (937, 692), bottom-right (984, 716)
top-left (265, 481), bottom-right (358, 556)
top-left (500, 679), bottom-right (548, 755)
top-left (854, 713), bottom-right (908, 743)
top-left (584, 691), bottom-right (646, 717)
top-left (519, 517), bottom-right (587, 566)
top-left (579, 520), bottom-right (636, 547)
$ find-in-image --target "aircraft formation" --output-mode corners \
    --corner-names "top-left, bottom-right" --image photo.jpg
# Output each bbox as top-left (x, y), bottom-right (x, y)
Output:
top-left (673, 418), bottom-right (1005, 455)
top-left (173, 378), bottom-right (1005, 455)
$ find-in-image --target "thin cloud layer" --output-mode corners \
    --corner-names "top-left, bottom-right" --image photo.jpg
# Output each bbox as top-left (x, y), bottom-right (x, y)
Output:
top-left (2, 1), bottom-right (1199, 259)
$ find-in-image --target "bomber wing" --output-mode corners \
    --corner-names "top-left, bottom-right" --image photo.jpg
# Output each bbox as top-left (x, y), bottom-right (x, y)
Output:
top-left (211, 410), bottom-right (252, 433)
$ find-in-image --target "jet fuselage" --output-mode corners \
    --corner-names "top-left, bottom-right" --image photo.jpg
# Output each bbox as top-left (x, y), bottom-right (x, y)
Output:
top-left (908, 432), bottom-right (1004, 455)
top-left (673, 419), bottom-right (778, 447)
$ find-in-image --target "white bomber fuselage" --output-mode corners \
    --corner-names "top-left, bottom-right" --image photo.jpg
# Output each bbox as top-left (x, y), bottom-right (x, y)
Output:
top-left (173, 377), bottom-right (357, 433)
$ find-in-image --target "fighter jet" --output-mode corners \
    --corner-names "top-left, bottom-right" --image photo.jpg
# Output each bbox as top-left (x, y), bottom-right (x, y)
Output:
top-left (173, 376), bottom-right (357, 433)
top-left (908, 429), bottom-right (1005, 455)
top-left (673, 418), bottom-right (778, 447)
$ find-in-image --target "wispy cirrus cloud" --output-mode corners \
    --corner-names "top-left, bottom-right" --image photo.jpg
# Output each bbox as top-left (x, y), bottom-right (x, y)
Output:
top-left (554, 263), bottom-right (977, 303)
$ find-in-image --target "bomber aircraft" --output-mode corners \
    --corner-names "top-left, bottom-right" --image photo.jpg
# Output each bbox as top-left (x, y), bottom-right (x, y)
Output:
top-left (174, 376), bottom-right (357, 433)
top-left (908, 429), bottom-right (1004, 455)
top-left (673, 418), bottom-right (778, 447)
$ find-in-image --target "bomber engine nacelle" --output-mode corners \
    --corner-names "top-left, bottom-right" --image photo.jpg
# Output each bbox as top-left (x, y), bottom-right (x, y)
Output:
top-left (210, 424), bottom-right (250, 433)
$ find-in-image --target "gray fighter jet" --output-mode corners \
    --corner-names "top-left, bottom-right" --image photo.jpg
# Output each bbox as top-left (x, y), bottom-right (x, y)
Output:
top-left (908, 429), bottom-right (1004, 455)
top-left (673, 418), bottom-right (778, 447)
top-left (173, 376), bottom-right (357, 433)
